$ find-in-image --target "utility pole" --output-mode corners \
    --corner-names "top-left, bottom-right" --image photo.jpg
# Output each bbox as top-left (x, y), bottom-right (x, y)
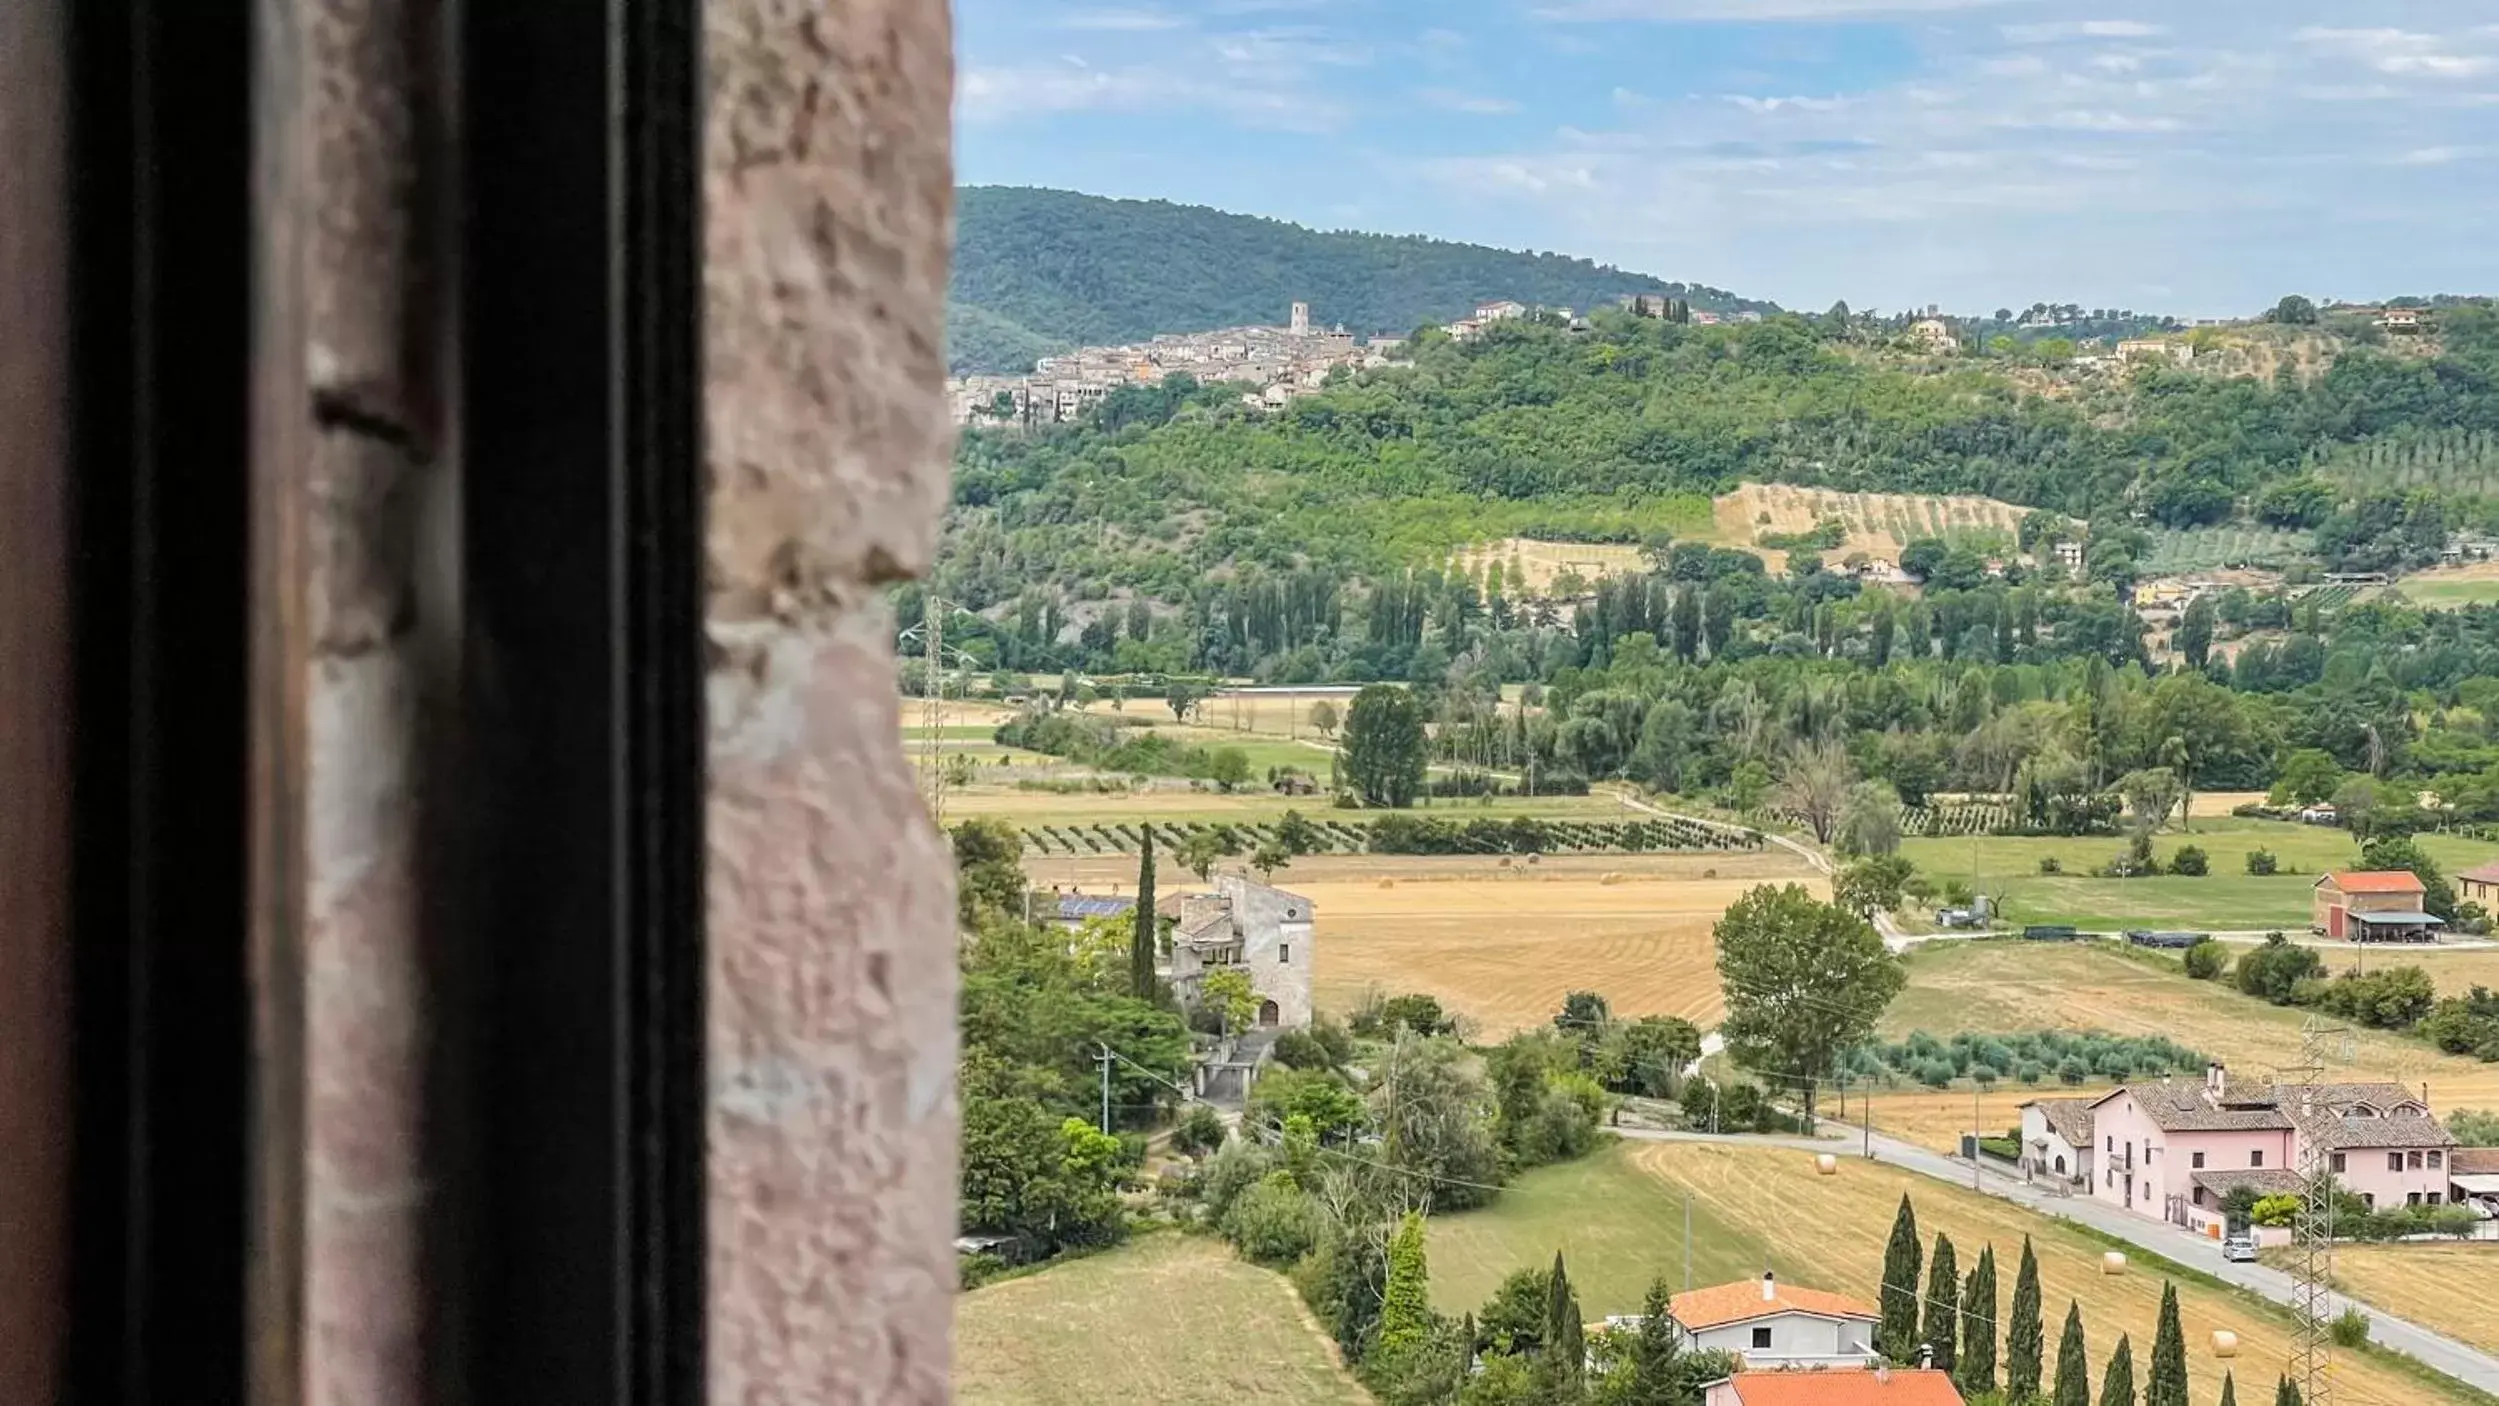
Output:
top-left (1683, 1194), bottom-right (1693, 1291)
top-left (1097, 1041), bottom-right (1114, 1135)
top-left (1863, 1094), bottom-right (1873, 1161)
top-left (1973, 1083), bottom-right (1983, 1193)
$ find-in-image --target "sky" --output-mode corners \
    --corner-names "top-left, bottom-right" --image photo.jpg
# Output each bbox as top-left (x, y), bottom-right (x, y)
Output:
top-left (953, 0), bottom-right (2499, 318)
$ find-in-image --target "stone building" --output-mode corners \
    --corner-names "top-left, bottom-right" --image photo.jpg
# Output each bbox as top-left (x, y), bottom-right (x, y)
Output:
top-left (1165, 876), bottom-right (1315, 1030)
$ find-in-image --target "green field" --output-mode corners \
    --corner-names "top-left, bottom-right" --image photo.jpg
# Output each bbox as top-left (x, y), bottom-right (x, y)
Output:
top-left (1900, 818), bottom-right (2499, 930)
top-left (956, 1235), bottom-right (1369, 1405)
top-left (2396, 576), bottom-right (2499, 610)
top-left (1426, 1137), bottom-right (1799, 1316)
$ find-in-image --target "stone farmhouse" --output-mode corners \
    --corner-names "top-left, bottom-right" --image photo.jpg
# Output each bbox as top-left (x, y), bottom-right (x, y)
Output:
top-left (2018, 1096), bottom-right (2096, 1186)
top-left (2081, 1063), bottom-right (2458, 1235)
top-left (1163, 875), bottom-right (1315, 1031)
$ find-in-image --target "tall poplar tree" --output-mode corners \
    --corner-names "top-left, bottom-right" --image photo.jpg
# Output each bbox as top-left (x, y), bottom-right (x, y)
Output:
top-left (2007, 1236), bottom-right (2045, 1401)
top-left (1922, 1233), bottom-right (1960, 1374)
top-left (2101, 1334), bottom-right (2136, 1406)
top-left (1959, 1244), bottom-right (1998, 1397)
top-left (2055, 1301), bottom-right (2091, 1406)
top-left (2147, 1281), bottom-right (2189, 1406)
top-left (1130, 825), bottom-right (1158, 999)
top-left (1879, 1194), bottom-right (1924, 1361)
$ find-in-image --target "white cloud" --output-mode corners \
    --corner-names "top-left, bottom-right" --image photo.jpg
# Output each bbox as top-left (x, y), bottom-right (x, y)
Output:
top-left (1535, 0), bottom-right (2010, 20)
top-left (2296, 27), bottom-right (2498, 78)
top-left (1419, 88), bottom-right (1524, 114)
top-left (1059, 7), bottom-right (1187, 31)
top-left (1724, 93), bottom-right (1849, 113)
top-left (2396, 145), bottom-right (2478, 165)
top-left (2002, 20), bottom-right (2167, 43)
top-left (959, 57), bottom-right (1349, 132)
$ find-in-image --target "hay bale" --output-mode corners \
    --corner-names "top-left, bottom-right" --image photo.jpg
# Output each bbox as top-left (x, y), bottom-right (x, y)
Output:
top-left (1600, 872), bottom-right (1627, 886)
top-left (1815, 1154), bottom-right (1838, 1176)
top-left (2101, 1251), bottom-right (2127, 1275)
top-left (2210, 1330), bottom-right (2238, 1359)
top-left (1378, 879), bottom-right (1396, 890)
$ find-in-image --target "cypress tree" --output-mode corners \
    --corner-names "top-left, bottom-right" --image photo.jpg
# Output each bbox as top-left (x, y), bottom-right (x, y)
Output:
top-left (1630, 1276), bottom-right (1686, 1397)
top-left (1959, 1244), bottom-right (1998, 1397)
top-left (2219, 1371), bottom-right (2237, 1406)
top-left (2055, 1301), bottom-right (2091, 1406)
top-left (2147, 1281), bottom-right (2189, 1406)
top-left (2101, 1334), bottom-right (2136, 1406)
top-left (1543, 1251), bottom-right (1585, 1395)
top-left (2008, 1236), bottom-right (2045, 1400)
top-left (2274, 1378), bottom-right (2303, 1406)
top-left (1377, 1212), bottom-right (1432, 1361)
top-left (1922, 1233), bottom-right (1960, 1373)
top-left (1879, 1194), bottom-right (1924, 1361)
top-left (1130, 825), bottom-right (1158, 999)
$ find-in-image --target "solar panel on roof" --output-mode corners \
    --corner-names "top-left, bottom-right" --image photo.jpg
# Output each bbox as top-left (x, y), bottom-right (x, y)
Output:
top-left (1057, 896), bottom-right (1135, 919)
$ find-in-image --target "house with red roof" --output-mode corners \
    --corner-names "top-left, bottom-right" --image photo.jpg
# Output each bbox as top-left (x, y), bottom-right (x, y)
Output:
top-left (1664, 1272), bottom-right (1880, 1371)
top-left (2313, 870), bottom-right (2442, 942)
top-left (1703, 1366), bottom-right (1964, 1406)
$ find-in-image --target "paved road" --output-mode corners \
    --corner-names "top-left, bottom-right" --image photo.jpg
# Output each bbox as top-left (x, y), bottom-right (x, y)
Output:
top-left (1618, 1125), bottom-right (2499, 1397)
top-left (1609, 790), bottom-right (1919, 948)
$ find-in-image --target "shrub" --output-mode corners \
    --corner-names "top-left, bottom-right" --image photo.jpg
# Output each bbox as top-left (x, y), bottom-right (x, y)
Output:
top-left (2038, 855), bottom-right (2063, 875)
top-left (1171, 1104), bottom-right (1228, 1158)
top-left (1271, 1029), bottom-right (1333, 1070)
top-left (2331, 1308), bottom-right (2371, 1349)
top-left (2183, 939), bottom-right (2230, 980)
top-left (2235, 934), bottom-right (2324, 1005)
top-left (2169, 844), bottom-right (2209, 876)
top-left (2250, 1193), bottom-right (2301, 1227)
top-left (1223, 1173), bottom-right (1324, 1265)
top-left (2246, 848), bottom-right (2279, 876)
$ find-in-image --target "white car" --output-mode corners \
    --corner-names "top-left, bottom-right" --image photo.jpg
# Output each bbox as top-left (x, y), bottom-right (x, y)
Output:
top-left (2222, 1234), bottom-right (2258, 1263)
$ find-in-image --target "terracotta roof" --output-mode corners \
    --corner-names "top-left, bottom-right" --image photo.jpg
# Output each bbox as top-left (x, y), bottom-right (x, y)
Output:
top-left (2024, 1098), bottom-right (2095, 1149)
top-left (2299, 1111), bottom-right (2458, 1151)
top-left (1719, 1369), bottom-right (1965, 1405)
top-left (2094, 1080), bottom-right (2293, 1133)
top-left (1670, 1279), bottom-right (1877, 1331)
top-left (2450, 1148), bottom-right (2499, 1175)
top-left (2457, 863), bottom-right (2499, 885)
top-left (2191, 1169), bottom-right (2308, 1198)
top-left (2322, 871), bottom-right (2427, 894)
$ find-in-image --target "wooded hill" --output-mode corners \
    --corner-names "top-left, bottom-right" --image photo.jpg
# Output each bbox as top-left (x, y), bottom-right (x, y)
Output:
top-left (939, 304), bottom-right (2499, 648)
top-left (947, 186), bottom-right (1774, 374)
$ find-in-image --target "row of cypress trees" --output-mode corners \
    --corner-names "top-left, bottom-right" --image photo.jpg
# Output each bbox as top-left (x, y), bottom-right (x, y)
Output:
top-left (1880, 1192), bottom-right (2310, 1405)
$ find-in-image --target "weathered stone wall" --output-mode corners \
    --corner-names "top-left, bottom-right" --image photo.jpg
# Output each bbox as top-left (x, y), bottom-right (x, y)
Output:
top-left (302, 0), bottom-right (431, 1398)
top-left (703, 0), bottom-right (960, 1398)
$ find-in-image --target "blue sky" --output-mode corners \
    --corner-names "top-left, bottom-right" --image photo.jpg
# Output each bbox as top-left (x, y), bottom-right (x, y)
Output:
top-left (954, 0), bottom-right (2499, 317)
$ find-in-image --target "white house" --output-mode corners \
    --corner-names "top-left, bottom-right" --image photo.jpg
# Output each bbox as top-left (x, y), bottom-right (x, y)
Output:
top-left (1164, 875), bottom-right (1315, 1030)
top-left (1668, 1273), bottom-right (1880, 1371)
top-left (2020, 1097), bottom-right (2095, 1187)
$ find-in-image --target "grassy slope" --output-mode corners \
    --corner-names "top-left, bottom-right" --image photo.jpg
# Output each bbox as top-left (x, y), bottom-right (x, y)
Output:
top-left (956, 1234), bottom-right (1370, 1406)
top-left (1899, 819), bottom-right (2499, 930)
top-left (1430, 1140), bottom-right (2474, 1405)
top-left (2319, 1243), bottom-right (2499, 1357)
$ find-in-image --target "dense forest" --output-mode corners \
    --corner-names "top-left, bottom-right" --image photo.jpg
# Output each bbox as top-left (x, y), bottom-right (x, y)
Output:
top-left (948, 186), bottom-right (1775, 374)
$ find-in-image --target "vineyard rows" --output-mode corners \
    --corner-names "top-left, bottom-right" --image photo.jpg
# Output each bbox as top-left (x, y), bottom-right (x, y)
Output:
top-left (1901, 799), bottom-right (2013, 837)
top-left (1016, 815), bottom-right (1762, 858)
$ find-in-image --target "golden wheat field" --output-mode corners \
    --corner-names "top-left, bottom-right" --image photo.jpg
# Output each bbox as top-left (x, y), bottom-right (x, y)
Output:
top-left (2314, 1243), bottom-right (2499, 1358)
top-left (1715, 482), bottom-right (2032, 570)
top-left (1026, 850), bottom-right (1823, 1038)
top-left (1607, 1141), bottom-right (2459, 1405)
top-left (956, 1235), bottom-right (1367, 1406)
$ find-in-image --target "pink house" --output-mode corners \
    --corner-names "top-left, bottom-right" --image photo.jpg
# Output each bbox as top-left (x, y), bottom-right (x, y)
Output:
top-left (2085, 1067), bottom-right (2296, 1232)
top-left (2083, 1066), bottom-right (2459, 1234)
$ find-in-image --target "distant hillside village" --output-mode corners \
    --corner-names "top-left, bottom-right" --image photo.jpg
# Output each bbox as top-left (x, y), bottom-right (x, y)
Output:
top-left (946, 291), bottom-right (1786, 428)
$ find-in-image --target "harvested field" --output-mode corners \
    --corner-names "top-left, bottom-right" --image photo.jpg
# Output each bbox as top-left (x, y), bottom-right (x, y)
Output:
top-left (1536, 1141), bottom-right (2452, 1405)
top-left (2315, 1243), bottom-right (2499, 1358)
top-left (1879, 942), bottom-right (2499, 1144)
top-left (1025, 850), bottom-right (1822, 1038)
top-left (956, 1235), bottom-right (1367, 1406)
top-left (1453, 538), bottom-right (1649, 595)
top-left (977, 789), bottom-right (1628, 827)
top-left (1715, 483), bottom-right (2030, 571)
